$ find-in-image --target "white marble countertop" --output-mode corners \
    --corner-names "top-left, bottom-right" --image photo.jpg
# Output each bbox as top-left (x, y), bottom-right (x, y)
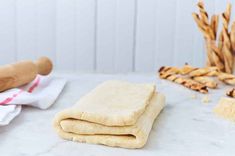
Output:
top-left (1, 72), bottom-right (235, 156)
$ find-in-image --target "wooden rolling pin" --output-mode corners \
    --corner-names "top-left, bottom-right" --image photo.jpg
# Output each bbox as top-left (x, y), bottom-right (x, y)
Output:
top-left (0, 57), bottom-right (53, 92)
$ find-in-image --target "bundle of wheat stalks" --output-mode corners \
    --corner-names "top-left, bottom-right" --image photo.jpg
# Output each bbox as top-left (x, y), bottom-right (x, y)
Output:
top-left (192, 1), bottom-right (235, 74)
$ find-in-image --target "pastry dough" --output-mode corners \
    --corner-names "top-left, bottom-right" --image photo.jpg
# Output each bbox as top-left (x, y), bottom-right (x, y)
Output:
top-left (214, 97), bottom-right (235, 121)
top-left (53, 80), bottom-right (165, 148)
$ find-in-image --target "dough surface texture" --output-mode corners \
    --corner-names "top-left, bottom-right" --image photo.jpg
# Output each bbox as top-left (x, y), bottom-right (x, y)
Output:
top-left (214, 97), bottom-right (235, 122)
top-left (53, 80), bottom-right (165, 148)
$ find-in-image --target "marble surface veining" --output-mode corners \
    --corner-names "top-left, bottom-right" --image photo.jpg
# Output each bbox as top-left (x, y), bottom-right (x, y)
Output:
top-left (0, 73), bottom-right (235, 156)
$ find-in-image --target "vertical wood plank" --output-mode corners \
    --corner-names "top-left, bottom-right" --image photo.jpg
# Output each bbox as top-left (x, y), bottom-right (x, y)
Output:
top-left (0, 0), bottom-right (16, 65)
top-left (75, 0), bottom-right (96, 72)
top-left (191, 0), bottom-right (201, 67)
top-left (96, 0), bottom-right (135, 73)
top-left (173, 0), bottom-right (195, 66)
top-left (16, 0), bottom-right (37, 60)
top-left (114, 0), bottom-right (135, 72)
top-left (56, 0), bottom-right (76, 71)
top-left (192, 25), bottom-right (204, 67)
top-left (96, 0), bottom-right (116, 73)
top-left (36, 0), bottom-right (56, 63)
top-left (155, 0), bottom-right (177, 69)
top-left (134, 0), bottom-right (157, 72)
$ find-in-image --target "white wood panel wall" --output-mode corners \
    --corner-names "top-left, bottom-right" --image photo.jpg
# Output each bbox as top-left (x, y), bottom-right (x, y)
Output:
top-left (0, 0), bottom-right (232, 73)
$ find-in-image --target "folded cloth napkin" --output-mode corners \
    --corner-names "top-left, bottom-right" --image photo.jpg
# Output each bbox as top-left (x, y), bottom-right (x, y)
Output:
top-left (0, 75), bottom-right (66, 126)
top-left (53, 80), bottom-right (165, 148)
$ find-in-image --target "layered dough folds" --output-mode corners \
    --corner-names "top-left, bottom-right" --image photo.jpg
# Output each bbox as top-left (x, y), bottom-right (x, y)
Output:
top-left (53, 80), bottom-right (165, 148)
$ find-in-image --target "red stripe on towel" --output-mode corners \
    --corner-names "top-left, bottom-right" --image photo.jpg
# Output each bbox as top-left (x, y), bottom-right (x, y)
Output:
top-left (0, 90), bottom-right (24, 105)
top-left (28, 76), bottom-right (40, 93)
top-left (0, 76), bottom-right (41, 105)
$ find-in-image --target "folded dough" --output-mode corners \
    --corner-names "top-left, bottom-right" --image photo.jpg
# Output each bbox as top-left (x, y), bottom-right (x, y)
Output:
top-left (53, 80), bottom-right (165, 148)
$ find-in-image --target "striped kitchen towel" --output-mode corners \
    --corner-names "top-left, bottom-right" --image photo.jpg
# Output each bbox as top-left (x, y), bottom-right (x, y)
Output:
top-left (0, 75), bottom-right (66, 126)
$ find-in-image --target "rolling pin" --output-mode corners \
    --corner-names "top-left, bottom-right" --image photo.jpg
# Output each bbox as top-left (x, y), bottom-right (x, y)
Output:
top-left (0, 57), bottom-right (53, 92)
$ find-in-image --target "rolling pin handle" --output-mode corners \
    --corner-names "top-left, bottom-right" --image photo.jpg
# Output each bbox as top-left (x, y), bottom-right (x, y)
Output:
top-left (35, 57), bottom-right (53, 75)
